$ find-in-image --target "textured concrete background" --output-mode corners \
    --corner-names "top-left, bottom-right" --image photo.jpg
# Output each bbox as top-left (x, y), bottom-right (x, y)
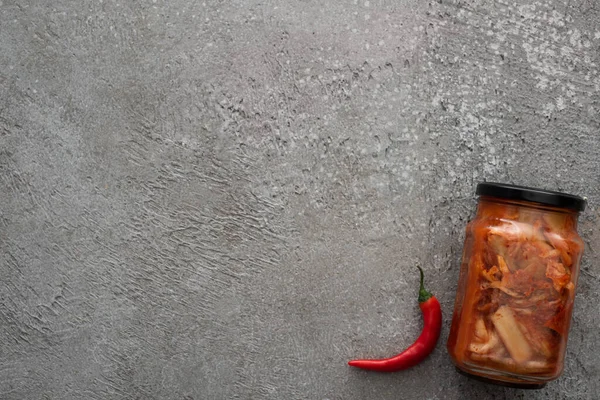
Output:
top-left (1, 0), bottom-right (599, 399)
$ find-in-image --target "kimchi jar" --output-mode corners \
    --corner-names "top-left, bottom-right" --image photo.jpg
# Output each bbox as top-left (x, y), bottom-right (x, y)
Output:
top-left (447, 182), bottom-right (586, 388)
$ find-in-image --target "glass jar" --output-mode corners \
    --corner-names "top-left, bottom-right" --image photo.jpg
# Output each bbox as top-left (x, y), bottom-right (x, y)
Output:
top-left (447, 183), bottom-right (586, 388)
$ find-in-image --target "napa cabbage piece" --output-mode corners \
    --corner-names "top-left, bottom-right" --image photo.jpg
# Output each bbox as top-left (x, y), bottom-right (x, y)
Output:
top-left (491, 306), bottom-right (532, 364)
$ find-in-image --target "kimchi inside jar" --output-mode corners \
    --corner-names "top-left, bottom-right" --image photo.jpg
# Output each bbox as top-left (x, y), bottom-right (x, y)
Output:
top-left (447, 183), bottom-right (586, 388)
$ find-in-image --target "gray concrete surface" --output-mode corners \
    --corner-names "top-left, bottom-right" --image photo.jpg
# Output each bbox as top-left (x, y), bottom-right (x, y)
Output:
top-left (1, 0), bottom-right (599, 398)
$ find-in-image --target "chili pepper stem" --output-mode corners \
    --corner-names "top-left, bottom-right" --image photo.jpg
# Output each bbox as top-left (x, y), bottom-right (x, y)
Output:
top-left (417, 265), bottom-right (433, 303)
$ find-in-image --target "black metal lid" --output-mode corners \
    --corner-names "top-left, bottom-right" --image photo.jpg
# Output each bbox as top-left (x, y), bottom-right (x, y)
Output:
top-left (476, 182), bottom-right (586, 212)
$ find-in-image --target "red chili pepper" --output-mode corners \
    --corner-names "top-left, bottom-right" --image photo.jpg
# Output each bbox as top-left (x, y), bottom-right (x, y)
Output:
top-left (348, 266), bottom-right (442, 372)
